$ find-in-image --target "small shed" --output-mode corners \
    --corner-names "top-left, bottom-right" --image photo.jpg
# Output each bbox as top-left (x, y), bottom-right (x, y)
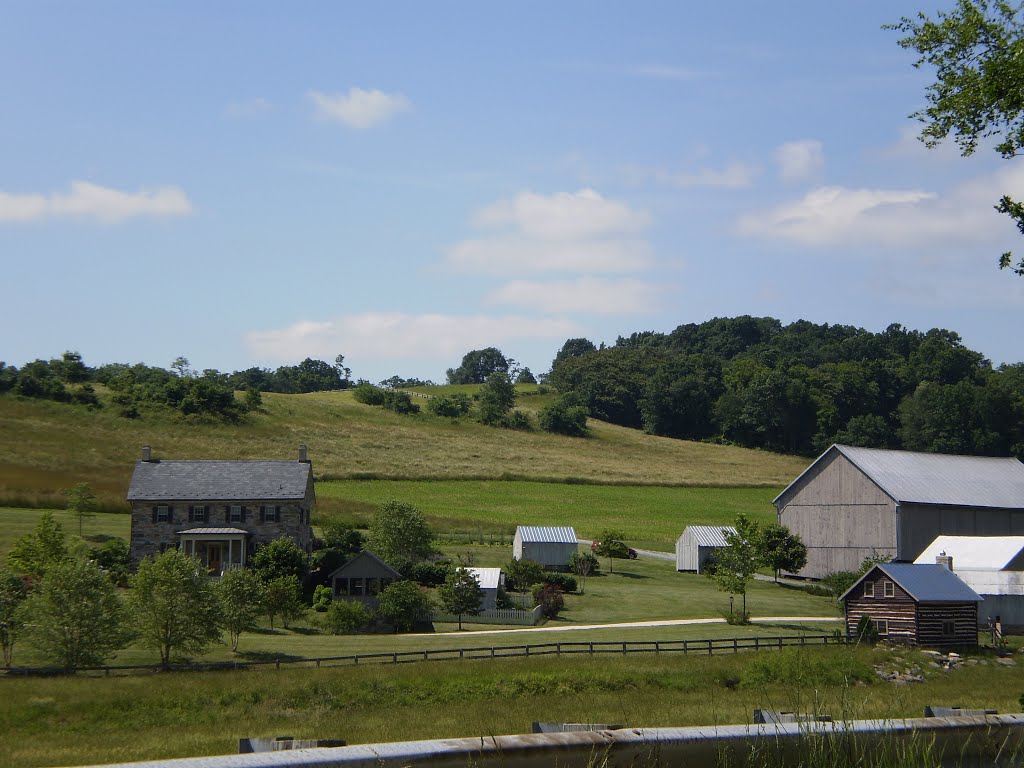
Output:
top-left (675, 525), bottom-right (736, 573)
top-left (513, 526), bottom-right (578, 570)
top-left (841, 563), bottom-right (981, 646)
top-left (467, 567), bottom-right (504, 610)
top-left (914, 535), bottom-right (1024, 633)
top-left (329, 550), bottom-right (402, 610)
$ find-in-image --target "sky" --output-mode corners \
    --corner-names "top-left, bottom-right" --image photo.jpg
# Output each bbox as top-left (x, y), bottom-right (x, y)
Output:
top-left (3, 1), bottom-right (1023, 384)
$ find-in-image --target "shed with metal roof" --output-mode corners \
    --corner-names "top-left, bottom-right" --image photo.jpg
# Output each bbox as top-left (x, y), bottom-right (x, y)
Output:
top-left (513, 526), bottom-right (578, 570)
top-left (467, 567), bottom-right (505, 610)
top-left (914, 535), bottom-right (1024, 632)
top-left (841, 563), bottom-right (981, 646)
top-left (675, 525), bottom-right (736, 573)
top-left (774, 445), bottom-right (1024, 579)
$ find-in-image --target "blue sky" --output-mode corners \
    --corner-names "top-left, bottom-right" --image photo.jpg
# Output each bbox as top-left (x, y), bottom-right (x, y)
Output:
top-left (3, 1), bottom-right (1022, 383)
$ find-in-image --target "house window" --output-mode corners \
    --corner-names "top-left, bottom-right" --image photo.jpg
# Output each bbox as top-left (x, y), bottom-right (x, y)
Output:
top-left (334, 578), bottom-right (349, 596)
top-left (193, 505), bottom-right (207, 523)
top-left (863, 582), bottom-right (875, 598)
top-left (883, 580), bottom-right (894, 598)
top-left (367, 578), bottom-right (381, 596)
top-left (873, 618), bottom-right (889, 635)
top-left (156, 505), bottom-right (170, 522)
top-left (350, 578), bottom-right (364, 596)
top-left (263, 505), bottom-right (279, 522)
top-left (943, 620), bottom-right (955, 636)
top-left (229, 505), bottom-right (243, 523)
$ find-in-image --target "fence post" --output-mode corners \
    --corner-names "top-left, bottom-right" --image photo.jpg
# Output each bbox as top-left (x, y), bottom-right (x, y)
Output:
top-left (655, 641), bottom-right (660, 654)
top-left (316, 659), bottom-right (321, 669)
top-left (557, 643), bottom-right (561, 656)
top-left (755, 637), bottom-right (759, 651)
top-left (526, 645), bottom-right (530, 657)
top-left (733, 638), bottom-right (738, 653)
top-left (354, 655), bottom-right (360, 665)
top-left (708, 640), bottom-right (712, 656)
top-left (778, 636), bottom-right (783, 650)
top-left (589, 642), bottom-right (594, 655)
top-left (276, 658), bottom-right (281, 671)
top-left (801, 635), bottom-right (805, 647)
top-left (683, 639), bottom-right (688, 655)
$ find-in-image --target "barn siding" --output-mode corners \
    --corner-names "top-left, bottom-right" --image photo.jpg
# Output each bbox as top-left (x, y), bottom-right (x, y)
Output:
top-left (778, 453), bottom-right (896, 579)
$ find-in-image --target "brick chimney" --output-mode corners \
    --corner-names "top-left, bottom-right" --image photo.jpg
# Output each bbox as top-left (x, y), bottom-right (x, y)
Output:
top-left (141, 445), bottom-right (152, 462)
top-left (298, 444), bottom-right (309, 463)
top-left (936, 551), bottom-right (953, 570)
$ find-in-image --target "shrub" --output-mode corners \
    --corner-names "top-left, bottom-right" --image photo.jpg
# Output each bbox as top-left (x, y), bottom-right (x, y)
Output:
top-left (352, 383), bottom-right (387, 406)
top-left (427, 394), bottom-right (472, 418)
top-left (321, 600), bottom-right (372, 635)
top-left (820, 570), bottom-right (859, 599)
top-left (383, 390), bottom-right (420, 415)
top-left (411, 560), bottom-right (452, 587)
top-left (312, 584), bottom-right (332, 612)
top-left (501, 410), bottom-right (532, 431)
top-left (855, 614), bottom-right (880, 644)
top-left (532, 583), bottom-right (564, 618)
top-left (542, 572), bottom-right (577, 593)
top-left (505, 558), bottom-right (546, 592)
top-left (538, 397), bottom-right (589, 436)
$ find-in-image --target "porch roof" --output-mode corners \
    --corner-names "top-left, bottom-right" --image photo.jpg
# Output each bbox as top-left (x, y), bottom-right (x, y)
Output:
top-left (176, 527), bottom-right (250, 536)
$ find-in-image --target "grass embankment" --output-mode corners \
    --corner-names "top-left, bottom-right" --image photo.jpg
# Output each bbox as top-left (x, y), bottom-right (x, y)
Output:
top-left (0, 388), bottom-right (808, 512)
top-left (3, 645), bottom-right (1022, 767)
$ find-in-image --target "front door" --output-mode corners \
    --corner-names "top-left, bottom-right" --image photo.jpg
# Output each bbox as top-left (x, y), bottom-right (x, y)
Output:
top-left (208, 543), bottom-right (222, 575)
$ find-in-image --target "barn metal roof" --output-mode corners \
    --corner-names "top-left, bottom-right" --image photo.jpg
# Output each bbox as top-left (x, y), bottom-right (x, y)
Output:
top-left (840, 563), bottom-right (982, 603)
top-left (775, 444), bottom-right (1024, 509)
top-left (128, 460), bottom-right (312, 501)
top-left (516, 526), bottom-right (578, 543)
top-left (681, 525), bottom-right (736, 547)
top-left (467, 567), bottom-right (503, 590)
top-left (914, 536), bottom-right (1024, 571)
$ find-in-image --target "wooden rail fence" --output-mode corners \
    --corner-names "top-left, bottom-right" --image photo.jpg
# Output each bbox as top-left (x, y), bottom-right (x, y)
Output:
top-left (1, 633), bottom-right (845, 678)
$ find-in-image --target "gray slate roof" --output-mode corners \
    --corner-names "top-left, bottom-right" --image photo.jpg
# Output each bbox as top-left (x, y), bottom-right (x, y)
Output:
top-left (680, 525), bottom-right (736, 547)
top-left (127, 460), bottom-right (312, 502)
top-left (841, 563), bottom-right (982, 603)
top-left (516, 526), bottom-right (578, 544)
top-left (776, 444), bottom-right (1024, 509)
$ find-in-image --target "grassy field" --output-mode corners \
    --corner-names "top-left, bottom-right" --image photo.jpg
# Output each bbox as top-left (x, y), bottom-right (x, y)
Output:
top-left (0, 388), bottom-right (808, 513)
top-left (319, 481), bottom-right (779, 545)
top-left (2, 644), bottom-right (1022, 767)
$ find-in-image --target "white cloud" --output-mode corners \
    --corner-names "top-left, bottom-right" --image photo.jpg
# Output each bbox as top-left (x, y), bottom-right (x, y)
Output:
top-left (0, 181), bottom-right (193, 224)
top-left (246, 312), bottom-right (580, 363)
top-left (309, 87), bottom-right (411, 129)
top-left (445, 189), bottom-right (653, 274)
top-left (737, 163), bottom-right (1024, 248)
top-left (486, 277), bottom-right (663, 314)
top-left (224, 97), bottom-right (273, 119)
top-left (627, 162), bottom-right (758, 189)
top-left (775, 139), bottom-right (824, 182)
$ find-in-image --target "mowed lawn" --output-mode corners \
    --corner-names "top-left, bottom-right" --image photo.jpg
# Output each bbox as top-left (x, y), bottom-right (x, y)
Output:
top-left (319, 480), bottom-right (780, 547)
top-left (0, 507), bottom-right (129, 556)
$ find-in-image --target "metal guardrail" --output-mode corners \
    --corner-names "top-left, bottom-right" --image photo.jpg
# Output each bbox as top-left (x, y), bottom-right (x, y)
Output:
top-left (0, 633), bottom-right (843, 678)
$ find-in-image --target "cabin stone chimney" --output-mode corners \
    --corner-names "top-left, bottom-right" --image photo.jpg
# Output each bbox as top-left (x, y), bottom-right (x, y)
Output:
top-left (936, 551), bottom-right (953, 571)
top-left (298, 444), bottom-right (309, 463)
top-left (141, 445), bottom-right (152, 462)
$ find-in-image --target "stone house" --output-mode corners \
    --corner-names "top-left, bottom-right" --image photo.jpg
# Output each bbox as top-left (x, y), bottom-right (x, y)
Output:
top-left (127, 444), bottom-right (315, 573)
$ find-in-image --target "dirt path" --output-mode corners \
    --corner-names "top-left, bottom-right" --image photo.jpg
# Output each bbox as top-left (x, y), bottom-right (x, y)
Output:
top-left (433, 616), bottom-right (840, 637)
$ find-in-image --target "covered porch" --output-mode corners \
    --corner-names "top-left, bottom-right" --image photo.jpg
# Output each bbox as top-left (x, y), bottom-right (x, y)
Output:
top-left (176, 528), bottom-right (249, 577)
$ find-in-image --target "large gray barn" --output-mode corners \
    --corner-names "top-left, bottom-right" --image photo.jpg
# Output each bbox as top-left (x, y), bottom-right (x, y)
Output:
top-left (775, 445), bottom-right (1024, 579)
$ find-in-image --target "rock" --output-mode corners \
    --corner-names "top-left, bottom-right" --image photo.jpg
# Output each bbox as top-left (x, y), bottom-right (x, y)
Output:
top-left (928, 661), bottom-right (942, 668)
top-left (996, 657), bottom-right (1017, 667)
top-left (921, 650), bottom-right (942, 657)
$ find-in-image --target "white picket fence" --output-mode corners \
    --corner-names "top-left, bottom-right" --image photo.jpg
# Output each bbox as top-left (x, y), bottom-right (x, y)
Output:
top-left (431, 605), bottom-right (543, 626)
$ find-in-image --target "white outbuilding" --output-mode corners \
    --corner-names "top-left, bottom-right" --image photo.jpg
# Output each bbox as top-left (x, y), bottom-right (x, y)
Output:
top-left (513, 526), bottom-right (578, 570)
top-left (675, 525), bottom-right (736, 573)
top-left (466, 567), bottom-right (504, 610)
top-left (914, 535), bottom-right (1024, 632)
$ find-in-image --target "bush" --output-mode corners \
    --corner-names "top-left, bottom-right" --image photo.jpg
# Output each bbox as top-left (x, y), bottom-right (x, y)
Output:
top-left (505, 558), bottom-right (546, 592)
top-left (352, 383), bottom-right (387, 406)
top-left (383, 390), bottom-right (420, 415)
top-left (542, 572), bottom-right (577, 593)
top-left (538, 397), bottom-right (589, 436)
top-left (532, 583), bottom-right (564, 618)
top-left (320, 600), bottom-right (372, 635)
top-left (410, 560), bottom-right (452, 587)
top-left (427, 394), bottom-right (472, 418)
top-left (855, 614), bottom-right (879, 644)
top-left (820, 570), bottom-right (859, 599)
top-left (501, 410), bottom-right (532, 430)
top-left (312, 584), bottom-right (332, 612)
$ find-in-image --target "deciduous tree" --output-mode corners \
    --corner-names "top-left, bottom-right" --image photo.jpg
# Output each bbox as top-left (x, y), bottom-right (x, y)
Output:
top-left (216, 568), bottom-right (264, 651)
top-left (0, 566), bottom-right (26, 666)
top-left (709, 514), bottom-right (761, 623)
top-left (757, 523), bottom-right (808, 582)
top-left (446, 348), bottom-right (510, 385)
top-left (890, 1), bottom-right (1024, 275)
top-left (19, 557), bottom-right (128, 671)
top-left (7, 511), bottom-right (68, 578)
top-left (129, 549), bottom-right (221, 669)
top-left (437, 567), bottom-right (484, 630)
top-left (477, 372), bottom-right (516, 426)
top-left (594, 529), bottom-right (629, 573)
top-left (377, 580), bottom-right (432, 633)
top-left (261, 575), bottom-right (304, 629)
top-left (366, 501), bottom-right (433, 573)
top-left (64, 482), bottom-right (97, 536)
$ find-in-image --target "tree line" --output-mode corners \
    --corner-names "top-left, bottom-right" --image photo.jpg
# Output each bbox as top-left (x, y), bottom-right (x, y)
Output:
top-left (547, 317), bottom-right (1024, 458)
